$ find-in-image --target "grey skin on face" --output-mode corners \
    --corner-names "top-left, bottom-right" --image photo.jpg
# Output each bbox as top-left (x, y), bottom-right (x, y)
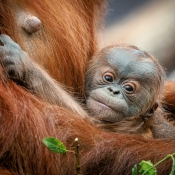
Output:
top-left (85, 44), bottom-right (165, 123)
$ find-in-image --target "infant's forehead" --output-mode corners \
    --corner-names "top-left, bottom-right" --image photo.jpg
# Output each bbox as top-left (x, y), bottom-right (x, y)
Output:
top-left (105, 47), bottom-right (154, 66)
top-left (104, 47), bottom-right (158, 79)
top-left (106, 47), bottom-right (151, 63)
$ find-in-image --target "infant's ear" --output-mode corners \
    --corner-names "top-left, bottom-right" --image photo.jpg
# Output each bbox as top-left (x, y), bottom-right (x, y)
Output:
top-left (141, 102), bottom-right (159, 121)
top-left (147, 102), bottom-right (159, 116)
top-left (153, 102), bottom-right (159, 111)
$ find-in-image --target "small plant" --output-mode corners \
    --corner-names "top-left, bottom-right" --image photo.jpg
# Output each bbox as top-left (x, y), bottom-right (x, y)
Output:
top-left (132, 153), bottom-right (175, 175)
top-left (43, 137), bottom-right (175, 175)
top-left (42, 137), bottom-right (81, 175)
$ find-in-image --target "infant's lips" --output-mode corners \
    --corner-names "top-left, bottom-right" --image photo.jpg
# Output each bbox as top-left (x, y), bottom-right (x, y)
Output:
top-left (94, 98), bottom-right (119, 114)
top-left (92, 95), bottom-right (126, 117)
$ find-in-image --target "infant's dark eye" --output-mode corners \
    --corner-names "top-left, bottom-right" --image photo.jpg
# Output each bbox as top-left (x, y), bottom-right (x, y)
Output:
top-left (124, 85), bottom-right (133, 92)
top-left (105, 75), bottom-right (113, 82)
top-left (123, 83), bottom-right (135, 94)
top-left (103, 73), bottom-right (114, 83)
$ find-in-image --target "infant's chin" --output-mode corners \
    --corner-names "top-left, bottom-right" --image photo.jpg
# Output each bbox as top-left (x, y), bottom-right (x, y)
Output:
top-left (97, 110), bottom-right (124, 123)
top-left (87, 99), bottom-right (125, 123)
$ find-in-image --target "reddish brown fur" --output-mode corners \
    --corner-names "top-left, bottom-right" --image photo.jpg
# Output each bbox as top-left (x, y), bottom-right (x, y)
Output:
top-left (0, 0), bottom-right (175, 175)
top-left (0, 0), bottom-right (104, 96)
top-left (0, 68), bottom-right (175, 175)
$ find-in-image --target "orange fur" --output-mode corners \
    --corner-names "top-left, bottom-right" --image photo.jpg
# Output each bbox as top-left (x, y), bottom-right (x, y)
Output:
top-left (0, 68), bottom-right (174, 174)
top-left (0, 0), bottom-right (105, 96)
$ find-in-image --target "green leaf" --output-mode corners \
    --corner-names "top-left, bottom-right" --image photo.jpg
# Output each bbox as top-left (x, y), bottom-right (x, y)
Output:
top-left (132, 164), bottom-right (138, 175)
top-left (169, 156), bottom-right (175, 175)
top-left (42, 137), bottom-right (67, 153)
top-left (139, 160), bottom-right (157, 175)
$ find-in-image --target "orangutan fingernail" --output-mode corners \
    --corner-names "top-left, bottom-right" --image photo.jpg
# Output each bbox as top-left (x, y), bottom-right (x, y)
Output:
top-left (0, 39), bottom-right (4, 46)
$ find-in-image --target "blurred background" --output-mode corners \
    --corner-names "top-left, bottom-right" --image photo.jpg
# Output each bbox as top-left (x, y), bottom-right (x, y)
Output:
top-left (100, 0), bottom-right (175, 80)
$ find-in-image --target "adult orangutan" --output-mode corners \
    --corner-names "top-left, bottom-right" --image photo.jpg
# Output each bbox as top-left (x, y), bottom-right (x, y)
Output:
top-left (1, 0), bottom-right (175, 175)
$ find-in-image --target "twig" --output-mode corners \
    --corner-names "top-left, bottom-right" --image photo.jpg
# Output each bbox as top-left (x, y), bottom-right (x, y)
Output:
top-left (74, 138), bottom-right (81, 175)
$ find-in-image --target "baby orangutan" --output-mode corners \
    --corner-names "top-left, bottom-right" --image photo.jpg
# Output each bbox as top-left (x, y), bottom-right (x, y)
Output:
top-left (85, 44), bottom-right (175, 139)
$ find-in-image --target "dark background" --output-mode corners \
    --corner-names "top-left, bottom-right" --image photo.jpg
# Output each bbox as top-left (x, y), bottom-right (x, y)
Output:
top-left (106, 0), bottom-right (152, 25)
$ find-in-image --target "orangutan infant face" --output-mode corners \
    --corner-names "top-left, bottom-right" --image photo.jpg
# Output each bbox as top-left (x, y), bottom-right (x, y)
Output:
top-left (85, 45), bottom-right (164, 123)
